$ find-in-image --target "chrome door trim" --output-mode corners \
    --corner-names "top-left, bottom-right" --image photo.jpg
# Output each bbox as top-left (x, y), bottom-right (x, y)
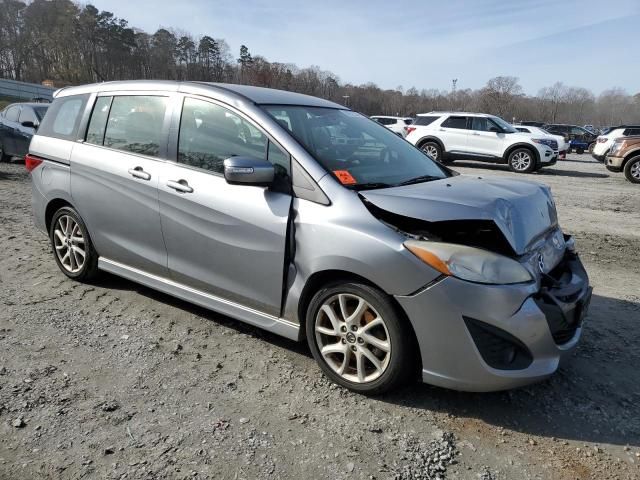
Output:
top-left (97, 257), bottom-right (300, 340)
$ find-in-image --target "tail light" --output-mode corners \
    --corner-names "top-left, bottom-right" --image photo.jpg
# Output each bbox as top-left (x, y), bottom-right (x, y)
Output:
top-left (25, 154), bottom-right (43, 172)
top-left (405, 126), bottom-right (416, 135)
top-left (597, 137), bottom-right (607, 143)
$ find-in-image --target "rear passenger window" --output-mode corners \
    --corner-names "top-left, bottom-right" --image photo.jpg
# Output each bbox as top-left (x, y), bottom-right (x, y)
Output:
top-left (178, 97), bottom-right (268, 174)
top-left (37, 94), bottom-right (89, 141)
top-left (103, 96), bottom-right (168, 157)
top-left (413, 116), bottom-right (438, 126)
top-left (85, 96), bottom-right (112, 145)
top-left (441, 116), bottom-right (467, 129)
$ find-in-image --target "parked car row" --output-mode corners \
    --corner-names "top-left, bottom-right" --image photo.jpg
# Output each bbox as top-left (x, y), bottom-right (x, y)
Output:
top-left (24, 81), bottom-right (591, 394)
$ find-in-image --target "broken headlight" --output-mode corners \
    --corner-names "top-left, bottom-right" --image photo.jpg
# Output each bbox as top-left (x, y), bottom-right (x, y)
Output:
top-left (404, 240), bottom-right (533, 285)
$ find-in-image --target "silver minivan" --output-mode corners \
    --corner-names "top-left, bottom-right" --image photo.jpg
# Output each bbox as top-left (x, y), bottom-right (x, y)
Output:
top-left (28, 81), bottom-right (591, 394)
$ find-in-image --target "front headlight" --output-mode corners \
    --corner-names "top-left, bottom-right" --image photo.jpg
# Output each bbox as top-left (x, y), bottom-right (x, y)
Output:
top-left (404, 240), bottom-right (533, 285)
top-left (531, 138), bottom-right (556, 148)
top-left (609, 141), bottom-right (623, 155)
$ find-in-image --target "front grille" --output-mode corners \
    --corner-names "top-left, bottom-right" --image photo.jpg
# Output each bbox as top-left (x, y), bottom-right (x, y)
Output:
top-left (463, 317), bottom-right (533, 370)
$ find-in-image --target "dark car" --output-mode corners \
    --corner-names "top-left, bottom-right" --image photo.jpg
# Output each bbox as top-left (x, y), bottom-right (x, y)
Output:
top-left (0, 102), bottom-right (49, 161)
top-left (542, 124), bottom-right (597, 154)
top-left (519, 121), bottom-right (546, 127)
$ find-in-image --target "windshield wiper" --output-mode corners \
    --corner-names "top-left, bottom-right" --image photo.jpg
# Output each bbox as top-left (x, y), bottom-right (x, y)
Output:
top-left (350, 182), bottom-right (393, 191)
top-left (396, 175), bottom-right (442, 186)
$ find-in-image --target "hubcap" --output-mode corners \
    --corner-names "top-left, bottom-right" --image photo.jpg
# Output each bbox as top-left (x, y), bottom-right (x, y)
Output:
top-left (631, 161), bottom-right (640, 180)
top-left (315, 293), bottom-right (391, 383)
top-left (53, 215), bottom-right (86, 273)
top-left (422, 144), bottom-right (439, 160)
top-left (511, 151), bottom-right (532, 171)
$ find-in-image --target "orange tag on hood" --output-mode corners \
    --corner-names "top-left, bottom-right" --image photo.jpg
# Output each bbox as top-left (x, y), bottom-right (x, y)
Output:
top-left (333, 170), bottom-right (357, 185)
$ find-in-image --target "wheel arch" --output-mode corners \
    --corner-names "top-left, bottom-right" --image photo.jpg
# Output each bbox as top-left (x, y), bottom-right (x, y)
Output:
top-left (45, 198), bottom-right (77, 233)
top-left (296, 269), bottom-right (422, 370)
top-left (622, 149), bottom-right (640, 167)
top-left (415, 135), bottom-right (445, 152)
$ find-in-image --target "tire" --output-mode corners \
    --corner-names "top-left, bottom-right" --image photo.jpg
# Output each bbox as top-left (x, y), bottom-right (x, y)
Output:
top-left (576, 147), bottom-right (584, 154)
top-left (420, 141), bottom-right (445, 163)
top-left (49, 206), bottom-right (99, 281)
top-left (624, 155), bottom-right (640, 184)
top-left (588, 143), bottom-right (595, 154)
top-left (0, 143), bottom-right (10, 162)
top-left (305, 281), bottom-right (416, 395)
top-left (507, 148), bottom-right (536, 173)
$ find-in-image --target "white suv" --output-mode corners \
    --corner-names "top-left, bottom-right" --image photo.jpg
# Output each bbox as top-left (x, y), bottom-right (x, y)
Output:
top-left (404, 112), bottom-right (558, 173)
top-left (592, 125), bottom-right (640, 162)
top-left (371, 116), bottom-right (414, 136)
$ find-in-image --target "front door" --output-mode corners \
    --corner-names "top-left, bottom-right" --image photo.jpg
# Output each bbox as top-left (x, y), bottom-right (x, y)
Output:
top-left (158, 96), bottom-right (292, 316)
top-left (70, 94), bottom-right (172, 277)
top-left (468, 117), bottom-right (505, 157)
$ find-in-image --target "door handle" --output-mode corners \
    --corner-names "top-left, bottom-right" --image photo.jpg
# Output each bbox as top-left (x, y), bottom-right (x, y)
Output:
top-left (472, 132), bottom-right (480, 135)
top-left (439, 128), bottom-right (446, 131)
top-left (128, 166), bottom-right (151, 180)
top-left (167, 179), bottom-right (194, 193)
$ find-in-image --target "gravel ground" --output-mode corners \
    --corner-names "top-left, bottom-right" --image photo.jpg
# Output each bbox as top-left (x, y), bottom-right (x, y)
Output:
top-left (0, 154), bottom-right (639, 479)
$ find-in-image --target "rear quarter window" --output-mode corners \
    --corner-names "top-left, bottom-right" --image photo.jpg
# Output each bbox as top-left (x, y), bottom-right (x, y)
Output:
top-left (413, 116), bottom-right (439, 126)
top-left (37, 94), bottom-right (89, 141)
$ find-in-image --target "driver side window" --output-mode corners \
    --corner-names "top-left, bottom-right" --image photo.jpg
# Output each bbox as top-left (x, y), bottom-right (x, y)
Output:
top-left (178, 97), bottom-right (268, 174)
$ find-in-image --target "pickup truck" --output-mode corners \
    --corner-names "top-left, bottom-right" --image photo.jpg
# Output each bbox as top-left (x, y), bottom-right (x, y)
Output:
top-left (0, 102), bottom-right (49, 161)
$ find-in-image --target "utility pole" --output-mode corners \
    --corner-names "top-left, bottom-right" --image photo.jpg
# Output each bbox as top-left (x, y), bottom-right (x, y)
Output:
top-left (452, 79), bottom-right (457, 93)
top-left (342, 95), bottom-right (350, 107)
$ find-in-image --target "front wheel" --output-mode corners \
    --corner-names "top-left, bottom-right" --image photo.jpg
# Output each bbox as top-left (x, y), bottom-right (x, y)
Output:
top-left (306, 282), bottom-right (416, 395)
top-left (508, 148), bottom-right (536, 173)
top-left (49, 206), bottom-right (99, 281)
top-left (624, 155), bottom-right (640, 184)
top-left (588, 143), bottom-right (595, 154)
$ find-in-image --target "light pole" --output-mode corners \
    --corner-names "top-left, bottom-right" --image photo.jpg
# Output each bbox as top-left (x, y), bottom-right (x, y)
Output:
top-left (342, 95), bottom-right (350, 107)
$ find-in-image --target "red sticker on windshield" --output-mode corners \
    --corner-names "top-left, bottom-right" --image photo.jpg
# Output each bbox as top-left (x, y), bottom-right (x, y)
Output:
top-left (333, 170), bottom-right (357, 185)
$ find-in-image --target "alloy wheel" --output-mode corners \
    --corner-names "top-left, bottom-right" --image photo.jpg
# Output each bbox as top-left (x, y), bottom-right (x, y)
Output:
top-left (314, 293), bottom-right (391, 383)
top-left (422, 144), bottom-right (439, 161)
top-left (511, 151), bottom-right (532, 171)
top-left (630, 161), bottom-right (640, 181)
top-left (53, 215), bottom-right (86, 273)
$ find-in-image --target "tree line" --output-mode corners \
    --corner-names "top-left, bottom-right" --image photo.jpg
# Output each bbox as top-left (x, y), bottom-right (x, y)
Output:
top-left (1, 0), bottom-right (638, 126)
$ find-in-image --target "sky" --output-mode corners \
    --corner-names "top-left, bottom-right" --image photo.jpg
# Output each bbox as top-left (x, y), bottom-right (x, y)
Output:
top-left (89, 0), bottom-right (640, 95)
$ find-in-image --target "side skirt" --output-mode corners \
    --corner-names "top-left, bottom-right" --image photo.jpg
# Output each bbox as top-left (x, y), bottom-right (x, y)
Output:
top-left (98, 257), bottom-right (300, 341)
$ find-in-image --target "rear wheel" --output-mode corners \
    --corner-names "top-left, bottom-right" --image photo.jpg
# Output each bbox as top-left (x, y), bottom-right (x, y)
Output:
top-left (306, 282), bottom-right (415, 395)
top-left (420, 141), bottom-right (444, 163)
top-left (49, 207), bottom-right (99, 281)
top-left (0, 144), bottom-right (10, 162)
top-left (508, 148), bottom-right (536, 173)
top-left (624, 155), bottom-right (640, 184)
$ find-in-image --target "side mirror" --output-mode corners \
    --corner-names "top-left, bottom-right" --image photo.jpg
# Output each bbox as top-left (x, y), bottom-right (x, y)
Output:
top-left (223, 157), bottom-right (274, 186)
top-left (21, 121), bottom-right (37, 129)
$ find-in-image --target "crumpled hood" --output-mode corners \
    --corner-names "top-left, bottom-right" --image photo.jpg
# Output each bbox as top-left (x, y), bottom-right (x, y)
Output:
top-left (360, 175), bottom-right (558, 255)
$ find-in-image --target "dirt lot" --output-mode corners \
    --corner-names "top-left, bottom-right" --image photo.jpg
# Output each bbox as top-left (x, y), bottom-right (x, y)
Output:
top-left (1, 154), bottom-right (639, 480)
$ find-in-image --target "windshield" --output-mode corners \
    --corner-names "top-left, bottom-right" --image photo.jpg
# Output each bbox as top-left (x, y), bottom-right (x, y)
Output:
top-left (262, 106), bottom-right (449, 189)
top-left (491, 115), bottom-right (517, 133)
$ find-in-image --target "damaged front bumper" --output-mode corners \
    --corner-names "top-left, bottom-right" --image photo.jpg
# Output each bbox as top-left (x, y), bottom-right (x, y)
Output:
top-left (395, 246), bottom-right (591, 392)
